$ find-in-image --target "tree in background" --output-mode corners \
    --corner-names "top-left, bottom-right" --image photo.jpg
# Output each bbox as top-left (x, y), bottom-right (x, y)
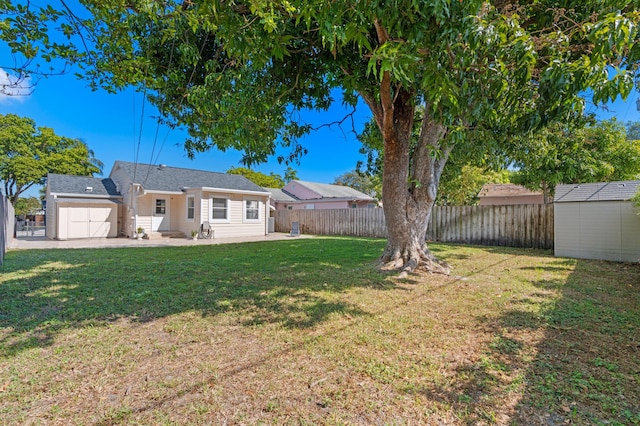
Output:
top-left (13, 196), bottom-right (41, 216)
top-left (226, 167), bottom-right (285, 188)
top-left (0, 114), bottom-right (103, 206)
top-left (437, 166), bottom-right (512, 206)
top-left (511, 119), bottom-right (640, 203)
top-left (2, 2), bottom-right (637, 273)
top-left (333, 170), bottom-right (380, 199)
top-left (626, 121), bottom-right (640, 141)
top-left (283, 167), bottom-right (298, 184)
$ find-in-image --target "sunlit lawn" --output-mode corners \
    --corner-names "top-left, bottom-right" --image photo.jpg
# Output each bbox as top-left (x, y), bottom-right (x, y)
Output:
top-left (1, 237), bottom-right (638, 425)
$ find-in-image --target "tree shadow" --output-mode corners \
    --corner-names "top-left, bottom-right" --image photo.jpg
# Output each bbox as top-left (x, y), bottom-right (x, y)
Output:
top-left (482, 258), bottom-right (640, 425)
top-left (0, 238), bottom-right (391, 357)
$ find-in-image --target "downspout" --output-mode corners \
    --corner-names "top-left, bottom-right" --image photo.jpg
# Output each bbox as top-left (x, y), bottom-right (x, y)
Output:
top-left (265, 195), bottom-right (271, 235)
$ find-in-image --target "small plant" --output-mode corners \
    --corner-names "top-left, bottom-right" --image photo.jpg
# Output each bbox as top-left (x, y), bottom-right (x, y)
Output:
top-left (137, 227), bottom-right (144, 234)
top-left (191, 230), bottom-right (199, 238)
top-left (632, 188), bottom-right (640, 215)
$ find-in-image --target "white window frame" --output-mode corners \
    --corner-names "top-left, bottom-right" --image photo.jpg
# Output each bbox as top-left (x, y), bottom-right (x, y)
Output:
top-left (209, 196), bottom-right (231, 223)
top-left (351, 203), bottom-right (358, 209)
top-left (186, 195), bottom-right (195, 222)
top-left (305, 204), bottom-right (315, 210)
top-left (243, 198), bottom-right (261, 223)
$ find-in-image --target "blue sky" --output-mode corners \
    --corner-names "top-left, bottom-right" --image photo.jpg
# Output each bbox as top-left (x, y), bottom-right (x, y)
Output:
top-left (1, 65), bottom-right (639, 199)
top-left (0, 69), bottom-right (372, 197)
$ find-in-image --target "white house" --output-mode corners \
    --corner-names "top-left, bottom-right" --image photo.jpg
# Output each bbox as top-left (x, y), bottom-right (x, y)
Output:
top-left (46, 161), bottom-right (271, 240)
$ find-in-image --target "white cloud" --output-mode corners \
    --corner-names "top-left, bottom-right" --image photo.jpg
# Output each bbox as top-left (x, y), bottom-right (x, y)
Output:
top-left (0, 68), bottom-right (32, 103)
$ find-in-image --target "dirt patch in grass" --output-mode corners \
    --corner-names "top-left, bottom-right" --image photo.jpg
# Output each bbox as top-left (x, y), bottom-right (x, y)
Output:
top-left (1, 239), bottom-right (639, 425)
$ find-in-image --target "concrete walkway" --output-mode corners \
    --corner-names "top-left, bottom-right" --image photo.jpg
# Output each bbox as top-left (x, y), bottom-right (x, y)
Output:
top-left (8, 232), bottom-right (312, 250)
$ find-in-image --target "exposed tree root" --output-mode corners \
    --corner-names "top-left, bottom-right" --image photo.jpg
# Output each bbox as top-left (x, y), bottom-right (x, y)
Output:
top-left (378, 248), bottom-right (451, 278)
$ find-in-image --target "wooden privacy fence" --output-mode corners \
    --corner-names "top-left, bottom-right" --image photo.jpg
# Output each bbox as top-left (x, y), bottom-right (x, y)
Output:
top-left (274, 204), bottom-right (554, 249)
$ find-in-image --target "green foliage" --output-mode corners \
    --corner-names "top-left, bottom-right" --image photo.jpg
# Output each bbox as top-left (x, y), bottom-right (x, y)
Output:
top-left (0, 114), bottom-right (103, 205)
top-left (226, 166), bottom-right (285, 188)
top-left (626, 121), bottom-right (640, 141)
top-left (1, 1), bottom-right (637, 163)
top-left (438, 166), bottom-right (511, 206)
top-left (632, 189), bottom-right (640, 214)
top-left (511, 118), bottom-right (640, 198)
top-left (357, 113), bottom-right (510, 205)
top-left (13, 196), bottom-right (41, 216)
top-left (333, 170), bottom-right (380, 199)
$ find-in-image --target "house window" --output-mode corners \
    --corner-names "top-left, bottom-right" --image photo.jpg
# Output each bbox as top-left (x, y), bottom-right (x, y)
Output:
top-left (186, 195), bottom-right (195, 221)
top-left (244, 199), bottom-right (260, 222)
top-left (210, 197), bottom-right (229, 222)
top-left (287, 205), bottom-right (293, 210)
top-left (155, 199), bottom-right (166, 215)
top-left (305, 204), bottom-right (315, 210)
top-left (351, 203), bottom-right (357, 209)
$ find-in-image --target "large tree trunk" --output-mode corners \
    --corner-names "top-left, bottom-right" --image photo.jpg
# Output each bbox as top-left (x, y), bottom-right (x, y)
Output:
top-left (360, 21), bottom-right (453, 276)
top-left (360, 85), bottom-right (452, 275)
top-left (378, 107), bottom-right (452, 276)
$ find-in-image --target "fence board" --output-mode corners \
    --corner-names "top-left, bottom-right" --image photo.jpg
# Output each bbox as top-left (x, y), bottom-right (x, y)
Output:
top-left (274, 204), bottom-right (554, 249)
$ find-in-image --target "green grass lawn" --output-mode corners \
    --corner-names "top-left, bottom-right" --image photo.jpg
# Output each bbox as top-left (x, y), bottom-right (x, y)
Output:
top-left (1, 237), bottom-right (638, 425)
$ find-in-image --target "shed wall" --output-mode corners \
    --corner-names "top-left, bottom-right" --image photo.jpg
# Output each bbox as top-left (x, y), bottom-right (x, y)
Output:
top-left (555, 200), bottom-right (640, 262)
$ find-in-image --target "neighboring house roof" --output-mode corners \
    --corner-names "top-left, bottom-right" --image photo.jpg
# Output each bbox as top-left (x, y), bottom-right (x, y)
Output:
top-left (287, 180), bottom-right (375, 201)
top-left (264, 187), bottom-right (297, 203)
top-left (554, 180), bottom-right (640, 203)
top-left (48, 173), bottom-right (122, 197)
top-left (111, 161), bottom-right (269, 194)
top-left (478, 184), bottom-right (542, 198)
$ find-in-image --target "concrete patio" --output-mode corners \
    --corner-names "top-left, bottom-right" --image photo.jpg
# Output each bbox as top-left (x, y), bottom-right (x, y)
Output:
top-left (8, 232), bottom-right (312, 250)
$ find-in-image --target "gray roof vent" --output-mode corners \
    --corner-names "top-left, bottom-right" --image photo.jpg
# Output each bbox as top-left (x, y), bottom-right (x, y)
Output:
top-left (158, 164), bottom-right (167, 170)
top-left (85, 186), bottom-right (93, 192)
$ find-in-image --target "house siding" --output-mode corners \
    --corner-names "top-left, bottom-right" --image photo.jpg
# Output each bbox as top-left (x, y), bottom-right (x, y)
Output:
top-left (45, 193), bottom-right (57, 239)
top-left (109, 166), bottom-right (135, 237)
top-left (202, 191), bottom-right (268, 237)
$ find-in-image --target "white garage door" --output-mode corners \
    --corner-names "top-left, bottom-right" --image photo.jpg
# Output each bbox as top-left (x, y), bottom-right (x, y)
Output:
top-left (59, 202), bottom-right (118, 239)
top-left (67, 206), bottom-right (114, 238)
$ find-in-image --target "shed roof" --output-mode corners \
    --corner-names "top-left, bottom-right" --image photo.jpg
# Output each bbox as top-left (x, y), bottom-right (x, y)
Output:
top-left (554, 180), bottom-right (640, 203)
top-left (111, 161), bottom-right (269, 194)
top-left (48, 173), bottom-right (122, 197)
top-left (290, 180), bottom-right (375, 200)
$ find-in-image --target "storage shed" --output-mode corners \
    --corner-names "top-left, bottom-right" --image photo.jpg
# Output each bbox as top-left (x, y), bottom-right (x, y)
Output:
top-left (554, 180), bottom-right (640, 262)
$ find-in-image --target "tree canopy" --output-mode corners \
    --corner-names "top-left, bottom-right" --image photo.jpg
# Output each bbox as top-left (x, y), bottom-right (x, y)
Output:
top-left (0, 114), bottom-right (103, 205)
top-left (333, 170), bottom-right (380, 199)
top-left (511, 118), bottom-right (640, 202)
top-left (2, 1), bottom-right (638, 272)
top-left (226, 166), bottom-right (285, 188)
top-left (14, 196), bottom-right (41, 216)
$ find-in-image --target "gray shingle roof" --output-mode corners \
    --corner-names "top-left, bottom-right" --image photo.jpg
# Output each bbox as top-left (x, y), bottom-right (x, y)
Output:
top-left (48, 173), bottom-right (122, 197)
top-left (264, 187), bottom-right (297, 202)
top-left (112, 161), bottom-right (269, 193)
top-left (554, 180), bottom-right (640, 203)
top-left (292, 180), bottom-right (375, 200)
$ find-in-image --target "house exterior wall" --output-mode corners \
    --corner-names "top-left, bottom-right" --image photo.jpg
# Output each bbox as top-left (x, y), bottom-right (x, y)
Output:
top-left (282, 182), bottom-right (321, 200)
top-left (200, 191), bottom-right (268, 238)
top-left (45, 193), bottom-right (57, 239)
top-left (479, 194), bottom-right (545, 205)
top-left (110, 166), bottom-right (136, 237)
top-left (555, 200), bottom-right (640, 262)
